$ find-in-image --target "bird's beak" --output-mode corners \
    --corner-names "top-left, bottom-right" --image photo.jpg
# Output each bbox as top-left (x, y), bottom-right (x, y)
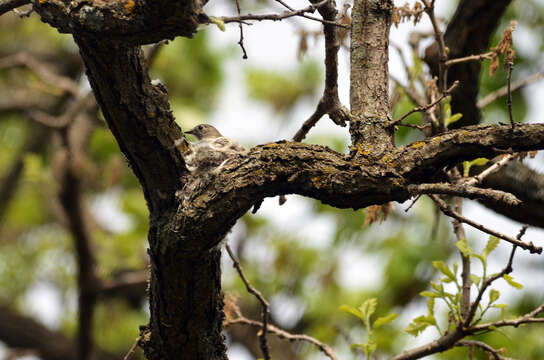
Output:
top-left (185, 128), bottom-right (196, 135)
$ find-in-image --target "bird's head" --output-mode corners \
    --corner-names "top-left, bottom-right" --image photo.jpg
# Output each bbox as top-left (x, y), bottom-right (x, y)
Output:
top-left (185, 124), bottom-right (222, 140)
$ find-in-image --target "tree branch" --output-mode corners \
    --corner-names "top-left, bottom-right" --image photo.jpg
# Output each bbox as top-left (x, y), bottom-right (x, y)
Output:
top-left (0, 0), bottom-right (29, 17)
top-left (350, 0), bottom-right (394, 157)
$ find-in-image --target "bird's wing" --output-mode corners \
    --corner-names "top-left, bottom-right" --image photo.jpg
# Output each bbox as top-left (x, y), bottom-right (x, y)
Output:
top-left (211, 137), bottom-right (246, 153)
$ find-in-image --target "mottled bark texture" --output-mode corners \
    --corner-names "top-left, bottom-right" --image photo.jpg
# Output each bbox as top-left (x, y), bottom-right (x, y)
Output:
top-left (35, 0), bottom-right (206, 45)
top-left (350, 0), bottom-right (394, 161)
top-left (425, 0), bottom-right (544, 228)
top-left (32, 0), bottom-right (544, 358)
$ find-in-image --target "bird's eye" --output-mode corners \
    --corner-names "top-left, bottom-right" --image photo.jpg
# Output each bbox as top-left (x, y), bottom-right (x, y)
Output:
top-left (198, 125), bottom-right (203, 130)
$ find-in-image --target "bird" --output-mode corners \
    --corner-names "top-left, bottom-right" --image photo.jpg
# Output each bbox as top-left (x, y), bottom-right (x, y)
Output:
top-left (175, 124), bottom-right (246, 174)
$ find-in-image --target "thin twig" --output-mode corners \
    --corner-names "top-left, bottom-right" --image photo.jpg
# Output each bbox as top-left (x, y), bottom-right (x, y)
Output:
top-left (471, 303), bottom-right (544, 333)
top-left (122, 336), bottom-right (141, 360)
top-left (445, 52), bottom-right (494, 67)
top-left (477, 71), bottom-right (544, 109)
top-left (455, 340), bottom-right (502, 360)
top-left (423, 0), bottom-right (448, 92)
top-left (389, 81), bottom-right (458, 127)
top-left (404, 194), bottom-right (421, 213)
top-left (451, 197), bottom-right (471, 322)
top-left (226, 316), bottom-right (338, 360)
top-left (408, 183), bottom-right (521, 207)
top-left (430, 195), bottom-right (541, 254)
top-left (220, 0), bottom-right (348, 28)
top-left (234, 0), bottom-right (248, 59)
top-left (506, 62), bottom-right (515, 128)
top-left (463, 154), bottom-right (516, 186)
top-left (466, 244), bottom-right (517, 327)
top-left (225, 244), bottom-right (271, 360)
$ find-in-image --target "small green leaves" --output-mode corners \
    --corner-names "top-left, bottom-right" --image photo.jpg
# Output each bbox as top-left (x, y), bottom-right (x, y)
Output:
top-left (432, 261), bottom-right (456, 281)
top-left (483, 236), bottom-right (500, 260)
top-left (463, 158), bottom-right (489, 176)
top-left (374, 313), bottom-right (398, 328)
top-left (405, 315), bottom-right (436, 336)
top-left (340, 298), bottom-right (397, 358)
top-left (339, 305), bottom-right (364, 321)
top-left (445, 113), bottom-right (463, 127)
top-left (455, 238), bottom-right (476, 258)
top-left (503, 274), bottom-right (523, 289)
top-left (489, 289), bottom-right (500, 304)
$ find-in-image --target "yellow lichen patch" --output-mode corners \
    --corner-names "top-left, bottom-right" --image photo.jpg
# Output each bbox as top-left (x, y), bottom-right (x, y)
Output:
top-left (357, 144), bottom-right (371, 156)
top-left (125, 0), bottom-right (135, 14)
top-left (411, 141), bottom-right (426, 148)
top-left (431, 136), bottom-right (441, 143)
top-left (263, 143), bottom-right (280, 148)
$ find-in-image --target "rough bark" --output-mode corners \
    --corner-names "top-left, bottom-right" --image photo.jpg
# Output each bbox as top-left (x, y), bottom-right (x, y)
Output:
top-left (425, 0), bottom-right (544, 228)
top-left (350, 0), bottom-right (394, 160)
top-left (29, 0), bottom-right (544, 358)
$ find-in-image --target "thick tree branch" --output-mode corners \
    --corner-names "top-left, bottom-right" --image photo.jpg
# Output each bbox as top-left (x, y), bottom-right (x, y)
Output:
top-left (350, 0), bottom-right (394, 158)
top-left (73, 38), bottom-right (185, 214)
top-left (34, 0), bottom-right (203, 45)
top-left (173, 123), bottom-right (544, 252)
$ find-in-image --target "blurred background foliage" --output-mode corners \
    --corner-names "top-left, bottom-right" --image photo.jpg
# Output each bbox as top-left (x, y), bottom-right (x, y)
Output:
top-left (1, 0), bottom-right (544, 359)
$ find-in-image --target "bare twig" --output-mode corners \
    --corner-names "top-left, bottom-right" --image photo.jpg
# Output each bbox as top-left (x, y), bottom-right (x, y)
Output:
top-left (445, 52), bottom-right (494, 67)
top-left (234, 0), bottom-right (248, 59)
top-left (0, 0), bottom-right (29, 16)
top-left (389, 81), bottom-right (458, 127)
top-left (404, 194), bottom-right (421, 213)
top-left (477, 71), bottom-right (544, 109)
top-left (408, 183), bottom-right (521, 208)
top-left (430, 195), bottom-right (541, 254)
top-left (122, 336), bottom-right (141, 360)
top-left (225, 244), bottom-right (271, 360)
top-left (455, 340), bottom-right (503, 360)
top-left (506, 62), bottom-right (515, 128)
top-left (423, 0), bottom-right (448, 92)
top-left (463, 154), bottom-right (516, 186)
top-left (220, 0), bottom-right (348, 28)
top-left (471, 303), bottom-right (544, 332)
top-left (226, 316), bottom-right (338, 360)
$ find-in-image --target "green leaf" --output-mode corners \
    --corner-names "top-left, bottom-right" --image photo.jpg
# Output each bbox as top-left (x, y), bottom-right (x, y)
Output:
top-left (432, 261), bottom-right (456, 281)
top-left (339, 305), bottom-right (364, 321)
top-left (483, 236), bottom-right (500, 260)
top-left (455, 238), bottom-right (476, 258)
top-left (359, 298), bottom-right (378, 326)
top-left (445, 113), bottom-right (463, 126)
top-left (420, 291), bottom-right (439, 298)
top-left (405, 315), bottom-right (436, 336)
top-left (489, 289), bottom-right (500, 304)
top-left (470, 274), bottom-right (481, 286)
top-left (427, 297), bottom-right (435, 316)
top-left (503, 274), bottom-right (523, 289)
top-left (470, 158), bottom-right (490, 166)
top-left (373, 313), bottom-right (398, 328)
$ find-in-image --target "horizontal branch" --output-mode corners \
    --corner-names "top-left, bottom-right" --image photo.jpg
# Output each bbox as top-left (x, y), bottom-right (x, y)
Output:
top-left (34, 0), bottom-right (201, 44)
top-left (172, 123), bottom-right (544, 252)
top-left (219, 0), bottom-right (348, 28)
top-left (477, 70), bottom-right (544, 109)
top-left (471, 303), bottom-right (544, 332)
top-left (0, 0), bottom-right (29, 16)
top-left (431, 195), bottom-right (540, 253)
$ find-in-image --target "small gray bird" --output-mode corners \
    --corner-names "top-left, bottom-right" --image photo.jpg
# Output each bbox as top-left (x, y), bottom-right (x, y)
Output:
top-left (175, 124), bottom-right (246, 173)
